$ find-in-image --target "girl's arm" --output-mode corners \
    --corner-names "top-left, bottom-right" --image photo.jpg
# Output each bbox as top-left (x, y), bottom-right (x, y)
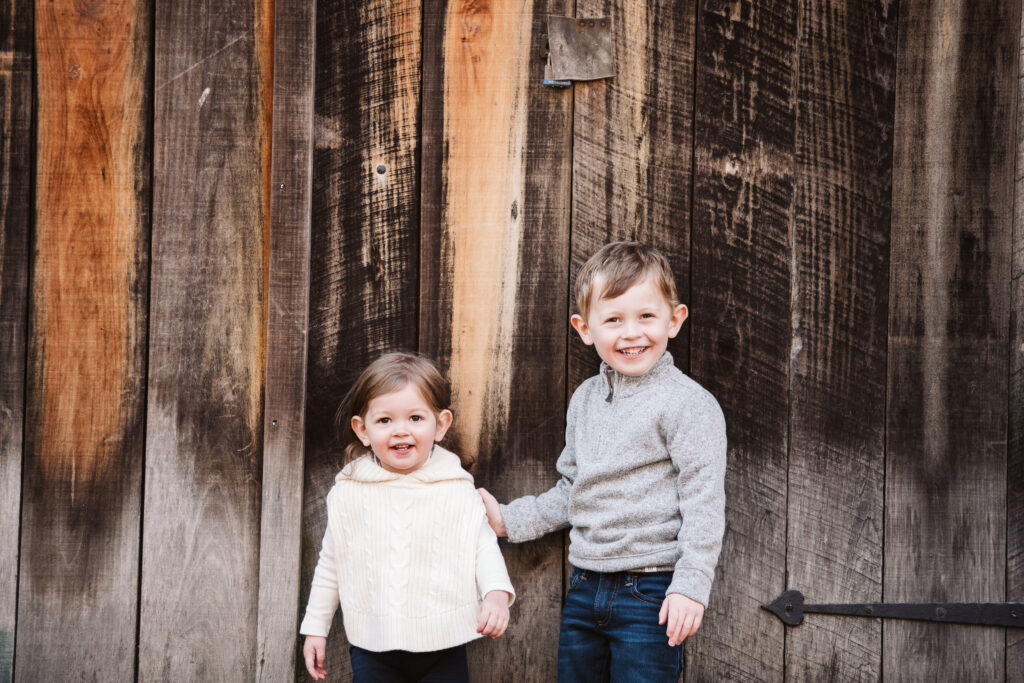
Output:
top-left (299, 520), bottom-right (341, 638)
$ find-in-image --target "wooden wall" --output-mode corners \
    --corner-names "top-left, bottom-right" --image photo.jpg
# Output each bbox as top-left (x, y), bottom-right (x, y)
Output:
top-left (1, 1), bottom-right (1022, 681)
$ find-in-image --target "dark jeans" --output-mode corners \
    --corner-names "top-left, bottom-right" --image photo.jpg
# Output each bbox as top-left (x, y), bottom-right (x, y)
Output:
top-left (349, 644), bottom-right (469, 683)
top-left (558, 566), bottom-right (684, 683)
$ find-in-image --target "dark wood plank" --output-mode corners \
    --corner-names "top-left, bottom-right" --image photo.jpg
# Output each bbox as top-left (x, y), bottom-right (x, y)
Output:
top-left (420, 1), bottom-right (573, 679)
top-left (688, 2), bottom-right (796, 680)
top-left (300, 0), bottom-right (422, 677)
top-left (885, 2), bottom-right (1018, 679)
top-left (785, 2), bottom-right (895, 680)
top-left (17, 1), bottom-right (150, 679)
top-left (140, 1), bottom-right (271, 678)
top-left (255, 0), bottom-right (315, 679)
top-left (1011, 7), bottom-right (1024, 672)
top-left (569, 0), bottom-right (697, 391)
top-left (0, 1), bottom-right (32, 679)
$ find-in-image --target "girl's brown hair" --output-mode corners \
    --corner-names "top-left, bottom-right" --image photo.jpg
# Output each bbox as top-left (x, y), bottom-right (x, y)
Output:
top-left (335, 352), bottom-right (468, 466)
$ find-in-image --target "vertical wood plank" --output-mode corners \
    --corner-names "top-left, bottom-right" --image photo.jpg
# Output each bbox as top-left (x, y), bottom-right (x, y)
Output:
top-left (885, 2), bottom-right (1017, 680)
top-left (785, 2), bottom-right (895, 680)
top-left (1011, 2), bottom-right (1024, 673)
top-left (688, 2), bottom-right (796, 680)
top-left (18, 1), bottom-right (150, 680)
top-left (569, 0), bottom-right (697, 390)
top-left (141, 1), bottom-right (271, 679)
top-left (0, 1), bottom-right (32, 679)
top-left (420, 0), bottom-right (572, 679)
top-left (256, 0), bottom-right (314, 679)
top-left (300, 0), bottom-right (422, 677)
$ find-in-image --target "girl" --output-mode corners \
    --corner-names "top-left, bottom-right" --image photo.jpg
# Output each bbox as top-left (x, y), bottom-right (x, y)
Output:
top-left (300, 352), bottom-right (514, 682)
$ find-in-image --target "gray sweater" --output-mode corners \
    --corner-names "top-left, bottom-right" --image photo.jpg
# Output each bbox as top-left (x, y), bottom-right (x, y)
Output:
top-left (500, 352), bottom-right (726, 605)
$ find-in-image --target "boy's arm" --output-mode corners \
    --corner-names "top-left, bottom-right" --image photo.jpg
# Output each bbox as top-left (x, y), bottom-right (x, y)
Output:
top-left (667, 393), bottom-right (727, 607)
top-left (299, 510), bottom-right (341, 637)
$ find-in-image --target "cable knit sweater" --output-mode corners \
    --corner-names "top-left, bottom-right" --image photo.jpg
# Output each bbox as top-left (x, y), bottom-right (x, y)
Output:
top-left (299, 446), bottom-right (515, 652)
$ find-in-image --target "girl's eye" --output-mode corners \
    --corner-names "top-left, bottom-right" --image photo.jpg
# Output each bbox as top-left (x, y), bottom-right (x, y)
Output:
top-left (410, 415), bottom-right (423, 422)
top-left (377, 417), bottom-right (390, 424)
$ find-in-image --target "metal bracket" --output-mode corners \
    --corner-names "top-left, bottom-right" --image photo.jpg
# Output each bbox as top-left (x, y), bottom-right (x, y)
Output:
top-left (763, 590), bottom-right (1024, 628)
top-left (543, 15), bottom-right (614, 88)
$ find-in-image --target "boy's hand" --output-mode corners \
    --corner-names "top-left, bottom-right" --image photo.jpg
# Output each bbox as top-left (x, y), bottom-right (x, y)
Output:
top-left (658, 593), bottom-right (704, 646)
top-left (477, 488), bottom-right (507, 537)
top-left (477, 590), bottom-right (512, 638)
top-left (302, 635), bottom-right (328, 680)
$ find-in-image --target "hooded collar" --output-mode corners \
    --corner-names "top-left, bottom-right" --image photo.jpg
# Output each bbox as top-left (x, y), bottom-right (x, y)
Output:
top-left (337, 445), bottom-right (472, 485)
top-left (600, 350), bottom-right (675, 402)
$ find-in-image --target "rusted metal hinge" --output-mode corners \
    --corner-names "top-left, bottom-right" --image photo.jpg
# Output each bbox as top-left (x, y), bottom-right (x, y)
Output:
top-left (763, 590), bottom-right (1024, 628)
top-left (543, 15), bottom-right (614, 88)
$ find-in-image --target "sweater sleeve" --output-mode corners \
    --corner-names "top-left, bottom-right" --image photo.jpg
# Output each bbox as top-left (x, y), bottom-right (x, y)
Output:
top-left (499, 390), bottom-right (581, 542)
top-left (474, 510), bottom-right (516, 605)
top-left (299, 510), bottom-right (341, 637)
top-left (666, 393), bottom-right (727, 606)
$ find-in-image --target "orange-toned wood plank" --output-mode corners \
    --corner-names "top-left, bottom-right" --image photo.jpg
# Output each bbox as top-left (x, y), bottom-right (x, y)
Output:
top-left (17, 1), bottom-right (150, 679)
top-left (0, 1), bottom-right (33, 678)
top-left (140, 1), bottom-right (270, 679)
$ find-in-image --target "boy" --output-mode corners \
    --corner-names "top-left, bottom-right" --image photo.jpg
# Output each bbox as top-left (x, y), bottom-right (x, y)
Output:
top-left (478, 241), bottom-right (726, 682)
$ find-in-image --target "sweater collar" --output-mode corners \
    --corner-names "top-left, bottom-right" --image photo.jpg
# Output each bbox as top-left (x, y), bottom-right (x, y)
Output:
top-left (599, 350), bottom-right (675, 400)
top-left (338, 445), bottom-right (472, 485)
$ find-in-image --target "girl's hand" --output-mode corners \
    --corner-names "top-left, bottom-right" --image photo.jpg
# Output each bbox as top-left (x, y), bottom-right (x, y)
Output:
top-left (477, 488), bottom-right (507, 537)
top-left (477, 590), bottom-right (512, 638)
top-left (303, 635), bottom-right (328, 680)
top-left (658, 593), bottom-right (704, 646)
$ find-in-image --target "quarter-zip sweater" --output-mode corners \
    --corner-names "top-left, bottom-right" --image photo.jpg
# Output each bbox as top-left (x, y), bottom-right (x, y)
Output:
top-left (500, 352), bottom-right (726, 606)
top-left (300, 446), bottom-right (515, 652)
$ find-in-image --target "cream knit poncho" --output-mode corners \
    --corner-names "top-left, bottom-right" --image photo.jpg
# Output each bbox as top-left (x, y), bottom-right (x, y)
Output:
top-left (299, 446), bottom-right (515, 653)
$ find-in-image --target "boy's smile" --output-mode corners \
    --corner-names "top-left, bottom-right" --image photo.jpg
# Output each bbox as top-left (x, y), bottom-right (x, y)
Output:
top-left (571, 276), bottom-right (687, 377)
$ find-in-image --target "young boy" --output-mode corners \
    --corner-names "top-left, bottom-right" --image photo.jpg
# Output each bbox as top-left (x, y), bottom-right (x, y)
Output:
top-left (478, 241), bottom-right (726, 682)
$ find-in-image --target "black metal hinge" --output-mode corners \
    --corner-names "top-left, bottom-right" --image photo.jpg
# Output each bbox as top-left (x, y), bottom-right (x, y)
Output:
top-left (763, 590), bottom-right (1024, 628)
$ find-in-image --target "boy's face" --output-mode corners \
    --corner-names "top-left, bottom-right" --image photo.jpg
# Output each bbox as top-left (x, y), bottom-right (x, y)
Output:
top-left (571, 276), bottom-right (687, 377)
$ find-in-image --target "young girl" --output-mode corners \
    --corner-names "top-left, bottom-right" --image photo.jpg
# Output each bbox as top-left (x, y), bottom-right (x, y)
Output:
top-left (300, 352), bottom-right (514, 682)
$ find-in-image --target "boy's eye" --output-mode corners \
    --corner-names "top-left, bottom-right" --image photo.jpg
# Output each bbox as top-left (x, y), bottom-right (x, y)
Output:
top-left (605, 317), bottom-right (619, 324)
top-left (641, 312), bottom-right (655, 319)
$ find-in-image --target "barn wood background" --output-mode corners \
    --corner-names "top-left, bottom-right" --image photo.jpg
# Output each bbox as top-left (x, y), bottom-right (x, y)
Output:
top-left (1, 0), bottom-right (1022, 681)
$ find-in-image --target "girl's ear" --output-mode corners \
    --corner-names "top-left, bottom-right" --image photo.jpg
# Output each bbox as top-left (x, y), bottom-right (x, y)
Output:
top-left (351, 415), bottom-right (370, 446)
top-left (434, 409), bottom-right (454, 442)
top-left (570, 314), bottom-right (594, 345)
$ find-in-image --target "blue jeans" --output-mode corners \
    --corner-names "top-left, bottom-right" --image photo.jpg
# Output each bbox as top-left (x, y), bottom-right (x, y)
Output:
top-left (558, 567), bottom-right (683, 683)
top-left (349, 644), bottom-right (468, 683)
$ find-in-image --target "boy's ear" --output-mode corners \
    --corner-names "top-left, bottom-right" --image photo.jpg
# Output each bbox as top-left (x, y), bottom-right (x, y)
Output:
top-left (434, 409), bottom-right (454, 442)
top-left (570, 314), bottom-right (594, 345)
top-left (351, 415), bottom-right (370, 446)
top-left (668, 304), bottom-right (689, 338)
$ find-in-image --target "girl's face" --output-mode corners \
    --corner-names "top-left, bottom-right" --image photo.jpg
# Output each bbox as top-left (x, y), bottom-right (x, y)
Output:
top-left (350, 382), bottom-right (453, 474)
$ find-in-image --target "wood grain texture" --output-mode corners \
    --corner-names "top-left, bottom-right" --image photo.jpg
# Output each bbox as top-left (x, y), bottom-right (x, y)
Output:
top-left (884, 2), bottom-right (1017, 680)
top-left (569, 0), bottom-right (696, 392)
top-left (141, 1), bottom-right (271, 679)
top-left (420, 1), bottom-right (572, 679)
top-left (688, 2), bottom-right (796, 680)
top-left (300, 0), bottom-right (422, 677)
top-left (255, 0), bottom-right (314, 679)
top-left (784, 2), bottom-right (895, 680)
top-left (17, 2), bottom-right (150, 680)
top-left (1011, 1), bottom-right (1024, 672)
top-left (0, 1), bottom-right (32, 680)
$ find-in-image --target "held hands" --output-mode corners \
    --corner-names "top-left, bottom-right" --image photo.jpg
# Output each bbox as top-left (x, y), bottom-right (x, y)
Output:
top-left (477, 590), bottom-right (512, 638)
top-left (659, 593), bottom-right (704, 646)
top-left (302, 635), bottom-right (328, 680)
top-left (477, 488), bottom-right (507, 537)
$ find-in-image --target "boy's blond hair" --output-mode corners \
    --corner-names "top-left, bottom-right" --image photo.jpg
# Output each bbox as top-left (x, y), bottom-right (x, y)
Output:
top-left (574, 241), bottom-right (680, 320)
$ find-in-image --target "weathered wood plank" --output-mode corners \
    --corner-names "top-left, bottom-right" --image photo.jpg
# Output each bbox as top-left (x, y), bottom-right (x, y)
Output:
top-left (785, 2), bottom-right (895, 680)
top-left (420, 1), bottom-right (572, 679)
top-left (300, 0), bottom-right (422, 677)
top-left (17, 1), bottom-right (150, 680)
top-left (140, 1), bottom-right (271, 679)
top-left (688, 2), bottom-right (796, 680)
top-left (885, 2), bottom-right (1017, 680)
top-left (1011, 3), bottom-right (1024, 673)
top-left (0, 1), bottom-right (32, 679)
top-left (569, 0), bottom-right (696, 390)
top-left (255, 0), bottom-right (315, 679)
